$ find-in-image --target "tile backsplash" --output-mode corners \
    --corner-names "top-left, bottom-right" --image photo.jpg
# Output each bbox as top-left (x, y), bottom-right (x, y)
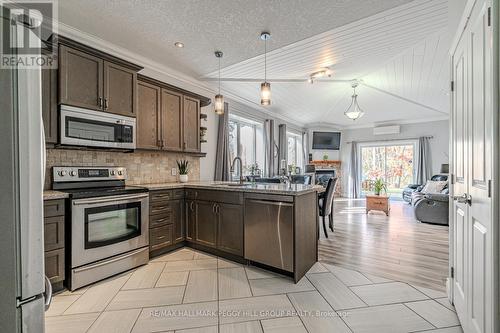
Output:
top-left (45, 148), bottom-right (200, 190)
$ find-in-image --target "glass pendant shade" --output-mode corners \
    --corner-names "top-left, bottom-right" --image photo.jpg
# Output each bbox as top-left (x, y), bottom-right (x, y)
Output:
top-left (214, 94), bottom-right (224, 115)
top-left (344, 94), bottom-right (365, 120)
top-left (260, 82), bottom-right (271, 106)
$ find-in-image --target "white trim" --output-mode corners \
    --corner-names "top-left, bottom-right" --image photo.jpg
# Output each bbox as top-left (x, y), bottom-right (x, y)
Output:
top-left (449, 0), bottom-right (478, 55)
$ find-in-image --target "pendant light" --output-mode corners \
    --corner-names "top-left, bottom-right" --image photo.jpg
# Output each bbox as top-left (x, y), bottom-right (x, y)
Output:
top-left (214, 51), bottom-right (224, 115)
top-left (260, 32), bottom-right (271, 106)
top-left (344, 81), bottom-right (365, 120)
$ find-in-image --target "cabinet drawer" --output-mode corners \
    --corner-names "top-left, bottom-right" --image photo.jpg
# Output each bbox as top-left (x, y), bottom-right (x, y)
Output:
top-left (44, 216), bottom-right (65, 251)
top-left (150, 190), bottom-right (173, 202)
top-left (45, 248), bottom-right (65, 284)
top-left (150, 212), bottom-right (172, 228)
top-left (44, 199), bottom-right (65, 218)
top-left (150, 201), bottom-right (173, 215)
top-left (150, 189), bottom-right (184, 202)
top-left (150, 224), bottom-right (173, 251)
top-left (196, 190), bottom-right (243, 205)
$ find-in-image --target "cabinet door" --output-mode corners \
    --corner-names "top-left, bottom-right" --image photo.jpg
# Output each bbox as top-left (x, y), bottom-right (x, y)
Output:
top-left (183, 96), bottom-right (200, 152)
top-left (42, 66), bottom-right (58, 143)
top-left (104, 61), bottom-right (137, 117)
top-left (137, 80), bottom-right (161, 149)
top-left (161, 89), bottom-right (183, 151)
top-left (217, 203), bottom-right (243, 256)
top-left (185, 200), bottom-right (196, 241)
top-left (172, 199), bottom-right (185, 243)
top-left (45, 248), bottom-right (65, 284)
top-left (59, 45), bottom-right (103, 110)
top-left (195, 201), bottom-right (217, 247)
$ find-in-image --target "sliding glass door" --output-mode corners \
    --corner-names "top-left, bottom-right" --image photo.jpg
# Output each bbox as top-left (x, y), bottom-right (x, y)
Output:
top-left (359, 141), bottom-right (416, 196)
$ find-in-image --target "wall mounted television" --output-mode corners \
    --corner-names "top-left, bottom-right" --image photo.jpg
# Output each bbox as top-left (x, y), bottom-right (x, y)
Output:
top-left (312, 131), bottom-right (341, 150)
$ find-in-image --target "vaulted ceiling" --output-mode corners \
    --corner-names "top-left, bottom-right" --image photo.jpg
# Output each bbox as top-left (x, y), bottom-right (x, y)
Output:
top-left (58, 0), bottom-right (451, 128)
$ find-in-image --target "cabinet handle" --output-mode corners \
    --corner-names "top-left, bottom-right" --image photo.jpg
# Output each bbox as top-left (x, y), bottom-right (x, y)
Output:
top-left (104, 98), bottom-right (109, 110)
top-left (98, 97), bottom-right (103, 108)
top-left (190, 201), bottom-right (194, 211)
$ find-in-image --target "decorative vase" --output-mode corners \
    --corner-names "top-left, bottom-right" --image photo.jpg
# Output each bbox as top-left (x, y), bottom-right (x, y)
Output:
top-left (179, 174), bottom-right (188, 183)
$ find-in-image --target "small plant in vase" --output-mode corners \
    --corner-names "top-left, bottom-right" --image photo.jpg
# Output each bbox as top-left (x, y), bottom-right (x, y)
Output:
top-left (177, 160), bottom-right (189, 183)
top-left (372, 178), bottom-right (387, 195)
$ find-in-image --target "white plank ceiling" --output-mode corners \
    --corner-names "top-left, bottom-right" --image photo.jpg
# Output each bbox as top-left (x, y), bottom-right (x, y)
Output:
top-left (58, 0), bottom-right (451, 128)
top-left (203, 0), bottom-right (451, 128)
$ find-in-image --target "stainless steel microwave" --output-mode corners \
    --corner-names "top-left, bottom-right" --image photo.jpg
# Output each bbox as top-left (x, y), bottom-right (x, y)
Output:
top-left (60, 105), bottom-right (136, 149)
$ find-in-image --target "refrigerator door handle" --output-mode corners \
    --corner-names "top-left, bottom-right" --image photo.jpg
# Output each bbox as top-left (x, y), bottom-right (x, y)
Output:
top-left (44, 275), bottom-right (52, 311)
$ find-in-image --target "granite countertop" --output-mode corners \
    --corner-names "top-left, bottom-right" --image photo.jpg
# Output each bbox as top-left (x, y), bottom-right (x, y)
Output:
top-left (43, 190), bottom-right (70, 200)
top-left (138, 181), bottom-right (324, 196)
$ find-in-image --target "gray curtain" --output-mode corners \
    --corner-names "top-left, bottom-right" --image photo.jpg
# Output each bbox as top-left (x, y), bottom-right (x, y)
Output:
top-left (278, 124), bottom-right (287, 174)
top-left (349, 142), bottom-right (360, 198)
top-left (416, 136), bottom-right (432, 184)
top-left (214, 102), bottom-right (230, 181)
top-left (263, 119), bottom-right (275, 177)
top-left (301, 131), bottom-right (307, 169)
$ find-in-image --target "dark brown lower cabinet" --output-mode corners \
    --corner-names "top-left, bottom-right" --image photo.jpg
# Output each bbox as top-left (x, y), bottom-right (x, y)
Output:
top-left (195, 200), bottom-right (217, 247)
top-left (149, 190), bottom-right (185, 257)
top-left (217, 203), bottom-right (244, 256)
top-left (43, 199), bottom-right (66, 291)
top-left (190, 197), bottom-right (244, 256)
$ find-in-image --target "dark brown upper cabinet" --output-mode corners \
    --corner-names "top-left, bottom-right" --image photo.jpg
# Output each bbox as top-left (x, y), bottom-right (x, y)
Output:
top-left (137, 80), bottom-right (161, 149)
top-left (59, 45), bottom-right (103, 111)
top-left (57, 37), bottom-right (142, 117)
top-left (183, 96), bottom-right (200, 152)
top-left (42, 64), bottom-right (58, 144)
top-left (161, 89), bottom-right (183, 151)
top-left (104, 62), bottom-right (137, 116)
top-left (137, 75), bottom-right (210, 154)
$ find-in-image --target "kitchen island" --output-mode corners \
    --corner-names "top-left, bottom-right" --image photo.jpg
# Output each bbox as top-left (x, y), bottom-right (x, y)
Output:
top-left (140, 181), bottom-right (321, 282)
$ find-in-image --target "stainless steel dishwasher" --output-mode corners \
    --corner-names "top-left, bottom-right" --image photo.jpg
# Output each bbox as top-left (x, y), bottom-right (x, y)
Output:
top-left (244, 195), bottom-right (294, 272)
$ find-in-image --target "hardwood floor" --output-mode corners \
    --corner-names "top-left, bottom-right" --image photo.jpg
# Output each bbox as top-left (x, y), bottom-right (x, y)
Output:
top-left (319, 198), bottom-right (449, 292)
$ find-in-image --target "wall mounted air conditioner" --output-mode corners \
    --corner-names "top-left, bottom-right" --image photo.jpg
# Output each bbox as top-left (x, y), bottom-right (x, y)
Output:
top-left (373, 125), bottom-right (400, 135)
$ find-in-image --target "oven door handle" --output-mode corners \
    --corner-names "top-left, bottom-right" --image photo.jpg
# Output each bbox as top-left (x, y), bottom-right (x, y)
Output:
top-left (72, 193), bottom-right (149, 206)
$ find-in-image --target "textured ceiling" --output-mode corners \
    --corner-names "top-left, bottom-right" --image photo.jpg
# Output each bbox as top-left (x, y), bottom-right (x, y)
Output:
top-left (58, 0), bottom-right (450, 128)
top-left (58, 0), bottom-right (414, 77)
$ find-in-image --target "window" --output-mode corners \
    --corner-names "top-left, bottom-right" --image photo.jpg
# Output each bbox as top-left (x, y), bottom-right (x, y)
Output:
top-left (228, 115), bottom-right (264, 177)
top-left (359, 141), bottom-right (416, 196)
top-left (286, 132), bottom-right (304, 170)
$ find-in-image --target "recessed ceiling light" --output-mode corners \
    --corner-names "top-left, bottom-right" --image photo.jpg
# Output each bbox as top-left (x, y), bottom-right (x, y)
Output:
top-left (174, 42), bottom-right (184, 48)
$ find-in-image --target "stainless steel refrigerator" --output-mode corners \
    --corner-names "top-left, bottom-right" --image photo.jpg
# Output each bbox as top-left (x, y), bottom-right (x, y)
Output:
top-left (0, 7), bottom-right (51, 333)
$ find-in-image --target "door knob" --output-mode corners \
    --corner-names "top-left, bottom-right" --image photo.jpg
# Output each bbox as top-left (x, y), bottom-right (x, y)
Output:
top-left (453, 193), bottom-right (472, 205)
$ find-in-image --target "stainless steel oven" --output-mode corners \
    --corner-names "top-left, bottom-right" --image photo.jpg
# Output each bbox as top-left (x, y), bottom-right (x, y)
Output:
top-left (53, 166), bottom-right (149, 290)
top-left (71, 193), bottom-right (149, 268)
top-left (60, 105), bottom-right (136, 149)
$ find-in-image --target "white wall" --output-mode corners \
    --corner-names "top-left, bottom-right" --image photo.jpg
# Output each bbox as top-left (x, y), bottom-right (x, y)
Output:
top-left (338, 120), bottom-right (449, 196)
top-left (306, 126), bottom-right (343, 161)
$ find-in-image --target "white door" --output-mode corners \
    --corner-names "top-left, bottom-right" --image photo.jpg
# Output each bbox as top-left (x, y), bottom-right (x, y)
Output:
top-left (451, 1), bottom-right (495, 332)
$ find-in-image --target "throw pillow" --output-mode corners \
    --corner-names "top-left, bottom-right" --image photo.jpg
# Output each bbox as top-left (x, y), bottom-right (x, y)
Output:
top-left (421, 180), bottom-right (448, 194)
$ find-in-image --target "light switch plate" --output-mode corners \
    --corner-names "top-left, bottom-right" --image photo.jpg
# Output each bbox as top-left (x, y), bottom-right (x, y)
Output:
top-left (171, 168), bottom-right (177, 176)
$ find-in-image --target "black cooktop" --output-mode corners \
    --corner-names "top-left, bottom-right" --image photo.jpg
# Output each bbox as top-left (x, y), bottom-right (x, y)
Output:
top-left (63, 185), bottom-right (149, 199)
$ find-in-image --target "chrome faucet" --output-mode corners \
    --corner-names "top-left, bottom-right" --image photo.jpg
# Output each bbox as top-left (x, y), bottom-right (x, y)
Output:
top-left (230, 157), bottom-right (244, 184)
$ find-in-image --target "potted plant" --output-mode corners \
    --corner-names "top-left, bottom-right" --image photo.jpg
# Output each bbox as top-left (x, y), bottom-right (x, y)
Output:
top-left (177, 160), bottom-right (189, 183)
top-left (373, 178), bottom-right (387, 195)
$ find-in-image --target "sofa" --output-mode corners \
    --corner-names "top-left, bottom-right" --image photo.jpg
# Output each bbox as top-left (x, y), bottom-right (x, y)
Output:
top-left (402, 175), bottom-right (448, 203)
top-left (410, 176), bottom-right (450, 225)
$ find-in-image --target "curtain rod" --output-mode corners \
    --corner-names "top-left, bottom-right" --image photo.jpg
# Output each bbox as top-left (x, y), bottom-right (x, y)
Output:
top-left (346, 136), bottom-right (433, 144)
